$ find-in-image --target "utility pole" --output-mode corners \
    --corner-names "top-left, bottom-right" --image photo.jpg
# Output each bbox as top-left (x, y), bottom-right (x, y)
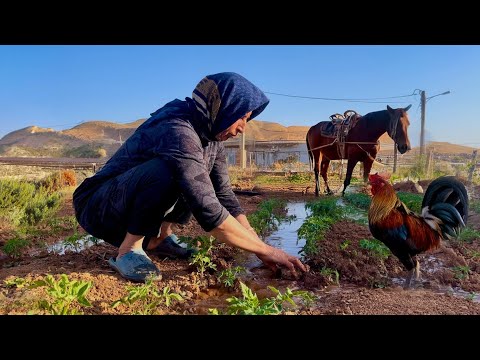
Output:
top-left (419, 90), bottom-right (450, 158)
top-left (468, 149), bottom-right (478, 185)
top-left (239, 132), bottom-right (246, 169)
top-left (420, 90), bottom-right (426, 157)
top-left (393, 145), bottom-right (398, 173)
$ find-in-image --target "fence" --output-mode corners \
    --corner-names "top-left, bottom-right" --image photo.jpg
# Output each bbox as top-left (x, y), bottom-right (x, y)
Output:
top-left (0, 157), bottom-right (104, 173)
top-left (226, 147), bottom-right (480, 179)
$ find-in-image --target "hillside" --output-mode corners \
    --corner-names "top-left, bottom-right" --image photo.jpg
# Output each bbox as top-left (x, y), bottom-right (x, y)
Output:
top-left (0, 119), bottom-right (476, 158)
top-left (241, 120), bottom-right (309, 141)
top-left (0, 120), bottom-right (146, 158)
top-left (0, 118), bottom-right (311, 158)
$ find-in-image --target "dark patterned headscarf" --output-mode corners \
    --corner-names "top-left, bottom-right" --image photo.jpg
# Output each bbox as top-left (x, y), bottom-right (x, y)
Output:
top-left (189, 72), bottom-right (269, 141)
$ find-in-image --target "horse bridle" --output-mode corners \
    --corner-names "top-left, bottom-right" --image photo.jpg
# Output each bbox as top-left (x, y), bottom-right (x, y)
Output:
top-left (387, 111), bottom-right (402, 144)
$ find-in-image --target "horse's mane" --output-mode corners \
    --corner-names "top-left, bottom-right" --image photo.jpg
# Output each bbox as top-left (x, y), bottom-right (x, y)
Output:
top-left (361, 109), bottom-right (388, 122)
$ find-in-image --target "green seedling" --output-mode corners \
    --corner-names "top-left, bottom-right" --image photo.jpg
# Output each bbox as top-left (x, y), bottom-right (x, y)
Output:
top-left (466, 292), bottom-right (476, 301)
top-left (211, 282), bottom-right (314, 315)
top-left (2, 237), bottom-right (30, 258)
top-left (298, 215), bottom-right (335, 256)
top-left (247, 199), bottom-right (290, 236)
top-left (340, 240), bottom-right (350, 250)
top-left (466, 250), bottom-right (480, 259)
top-left (3, 277), bottom-right (30, 288)
top-left (184, 235), bottom-right (217, 276)
top-left (217, 266), bottom-right (246, 288)
top-left (319, 267), bottom-right (340, 285)
top-left (452, 265), bottom-right (470, 280)
top-left (30, 274), bottom-right (92, 315)
top-left (63, 231), bottom-right (84, 252)
top-left (359, 238), bottom-right (391, 260)
top-left (112, 276), bottom-right (183, 314)
top-left (190, 253), bottom-right (217, 276)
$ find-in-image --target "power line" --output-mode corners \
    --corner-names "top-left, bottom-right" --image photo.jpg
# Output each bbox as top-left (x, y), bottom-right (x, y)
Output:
top-left (264, 91), bottom-right (416, 103)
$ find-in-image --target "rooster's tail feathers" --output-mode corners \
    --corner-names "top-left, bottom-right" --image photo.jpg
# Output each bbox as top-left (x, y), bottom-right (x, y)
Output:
top-left (422, 202), bottom-right (465, 239)
top-left (422, 176), bottom-right (468, 225)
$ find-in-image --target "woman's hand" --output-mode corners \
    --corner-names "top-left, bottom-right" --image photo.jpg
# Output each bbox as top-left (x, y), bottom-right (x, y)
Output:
top-left (256, 246), bottom-right (307, 278)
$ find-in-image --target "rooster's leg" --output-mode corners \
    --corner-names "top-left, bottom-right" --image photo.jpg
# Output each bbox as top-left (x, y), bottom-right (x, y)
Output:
top-left (414, 260), bottom-right (421, 281)
top-left (403, 270), bottom-right (414, 289)
top-left (404, 260), bottom-right (421, 289)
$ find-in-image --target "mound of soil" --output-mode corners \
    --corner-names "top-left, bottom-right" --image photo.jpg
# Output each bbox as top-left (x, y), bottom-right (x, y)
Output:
top-left (393, 180), bottom-right (423, 193)
top-left (305, 221), bottom-right (403, 288)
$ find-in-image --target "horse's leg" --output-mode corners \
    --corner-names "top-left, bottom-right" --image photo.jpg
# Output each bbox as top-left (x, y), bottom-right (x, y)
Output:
top-left (314, 152), bottom-right (322, 197)
top-left (321, 159), bottom-right (332, 195)
top-left (342, 159), bottom-right (358, 197)
top-left (363, 158), bottom-right (374, 183)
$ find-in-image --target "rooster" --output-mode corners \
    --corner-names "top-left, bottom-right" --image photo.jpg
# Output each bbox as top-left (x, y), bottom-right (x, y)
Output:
top-left (368, 173), bottom-right (468, 288)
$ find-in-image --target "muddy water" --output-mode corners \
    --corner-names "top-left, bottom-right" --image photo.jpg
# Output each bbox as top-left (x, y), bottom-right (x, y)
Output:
top-left (46, 235), bottom-right (104, 255)
top-left (265, 202), bottom-right (309, 257)
top-left (232, 201), bottom-right (310, 271)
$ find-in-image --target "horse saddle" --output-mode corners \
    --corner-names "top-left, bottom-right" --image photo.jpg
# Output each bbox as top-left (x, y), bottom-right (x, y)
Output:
top-left (320, 110), bottom-right (361, 138)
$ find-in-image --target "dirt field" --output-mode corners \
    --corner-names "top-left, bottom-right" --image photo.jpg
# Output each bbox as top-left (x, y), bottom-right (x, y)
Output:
top-left (1, 181), bottom-right (480, 315)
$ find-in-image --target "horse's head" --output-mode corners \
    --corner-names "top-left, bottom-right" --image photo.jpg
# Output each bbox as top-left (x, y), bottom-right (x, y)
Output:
top-left (387, 105), bottom-right (412, 154)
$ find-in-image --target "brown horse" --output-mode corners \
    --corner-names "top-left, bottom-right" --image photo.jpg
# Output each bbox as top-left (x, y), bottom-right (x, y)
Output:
top-left (306, 105), bottom-right (412, 196)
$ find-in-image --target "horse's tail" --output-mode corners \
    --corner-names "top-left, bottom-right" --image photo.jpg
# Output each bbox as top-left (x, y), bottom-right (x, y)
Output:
top-left (306, 130), bottom-right (313, 171)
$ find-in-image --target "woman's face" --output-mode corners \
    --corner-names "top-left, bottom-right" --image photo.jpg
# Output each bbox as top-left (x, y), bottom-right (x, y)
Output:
top-left (215, 111), bottom-right (253, 141)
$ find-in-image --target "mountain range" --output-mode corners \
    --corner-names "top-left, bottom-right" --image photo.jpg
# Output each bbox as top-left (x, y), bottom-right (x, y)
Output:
top-left (0, 119), bottom-right (476, 158)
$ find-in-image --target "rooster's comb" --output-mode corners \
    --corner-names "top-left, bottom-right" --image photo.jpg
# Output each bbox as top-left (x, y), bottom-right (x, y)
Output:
top-left (368, 172), bottom-right (391, 183)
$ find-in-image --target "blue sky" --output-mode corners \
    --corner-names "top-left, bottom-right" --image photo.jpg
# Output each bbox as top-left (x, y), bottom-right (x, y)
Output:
top-left (0, 45), bottom-right (479, 148)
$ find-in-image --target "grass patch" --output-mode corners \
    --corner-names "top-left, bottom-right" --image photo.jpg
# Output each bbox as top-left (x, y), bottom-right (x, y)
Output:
top-left (343, 193), bottom-right (371, 210)
top-left (396, 192), bottom-right (423, 213)
top-left (457, 227), bottom-right (480, 243)
top-left (471, 200), bottom-right (480, 214)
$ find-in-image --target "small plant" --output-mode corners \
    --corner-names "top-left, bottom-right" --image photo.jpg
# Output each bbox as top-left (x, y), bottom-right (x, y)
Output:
top-left (247, 199), bottom-right (289, 236)
top-left (298, 215), bottom-right (335, 256)
top-left (217, 266), bottom-right (245, 288)
top-left (86, 235), bottom-right (102, 246)
top-left (306, 197), bottom-right (343, 219)
top-left (466, 292), bottom-right (476, 301)
top-left (319, 267), bottom-right (340, 285)
top-left (190, 253), bottom-right (217, 276)
top-left (3, 277), bottom-right (30, 288)
top-left (2, 237), bottom-right (30, 258)
top-left (211, 282), bottom-right (314, 315)
top-left (359, 238), bottom-right (391, 260)
top-left (340, 240), bottom-right (350, 250)
top-left (466, 249), bottom-right (480, 259)
top-left (452, 265), bottom-right (470, 280)
top-left (30, 274), bottom-right (92, 315)
top-left (186, 235), bottom-right (217, 276)
top-left (112, 276), bottom-right (183, 314)
top-left (63, 231), bottom-right (84, 252)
